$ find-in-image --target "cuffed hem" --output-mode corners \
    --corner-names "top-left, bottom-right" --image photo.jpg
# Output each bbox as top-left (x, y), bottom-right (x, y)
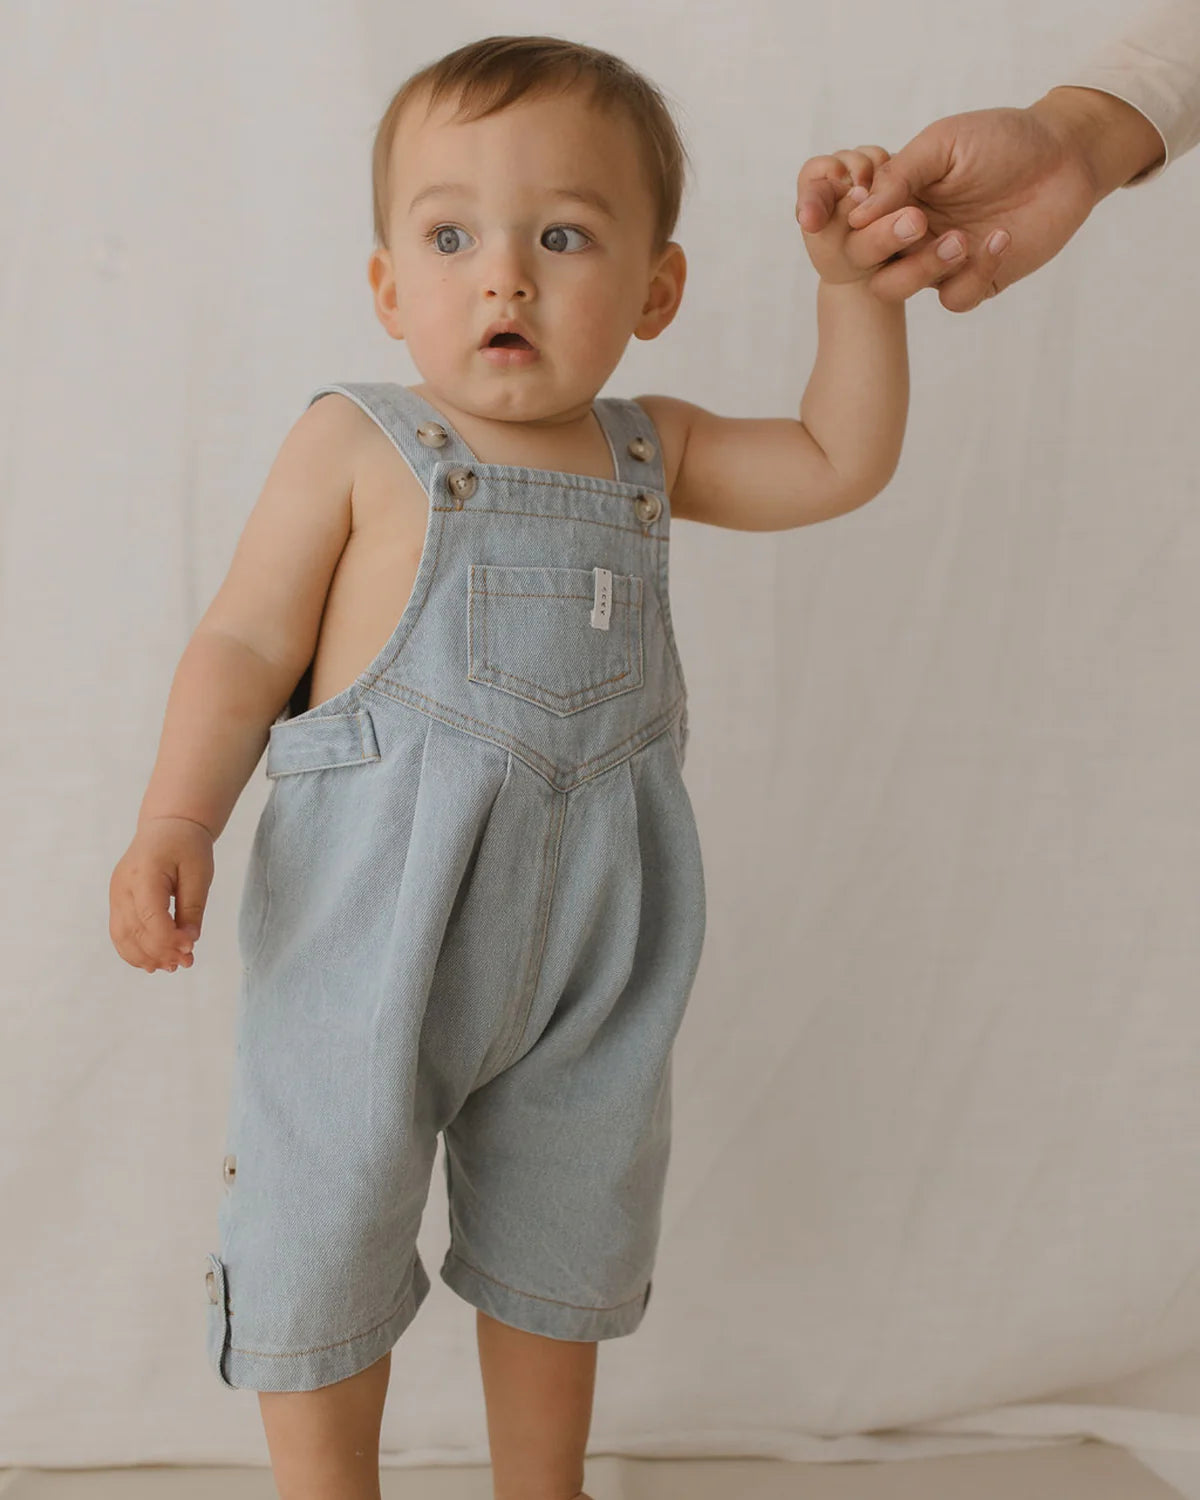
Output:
top-left (439, 1247), bottom-right (652, 1341)
top-left (207, 1250), bottom-right (431, 1392)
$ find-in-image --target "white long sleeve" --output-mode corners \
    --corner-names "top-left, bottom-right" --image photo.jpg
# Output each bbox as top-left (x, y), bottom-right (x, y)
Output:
top-left (1062, 0), bottom-right (1200, 183)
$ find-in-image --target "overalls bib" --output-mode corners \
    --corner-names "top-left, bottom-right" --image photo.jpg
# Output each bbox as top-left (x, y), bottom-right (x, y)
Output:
top-left (204, 382), bottom-right (707, 1391)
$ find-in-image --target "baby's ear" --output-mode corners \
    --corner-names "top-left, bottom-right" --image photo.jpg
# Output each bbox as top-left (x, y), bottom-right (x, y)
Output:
top-left (367, 250), bottom-right (404, 340)
top-left (638, 242), bottom-right (686, 338)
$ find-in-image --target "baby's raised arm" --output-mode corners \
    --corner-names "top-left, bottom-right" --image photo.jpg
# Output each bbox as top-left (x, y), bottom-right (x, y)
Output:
top-left (108, 394), bottom-right (358, 974)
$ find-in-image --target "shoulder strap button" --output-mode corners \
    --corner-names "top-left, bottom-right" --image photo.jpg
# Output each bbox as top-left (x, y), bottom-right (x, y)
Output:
top-left (634, 492), bottom-right (662, 523)
top-left (447, 467), bottom-right (478, 505)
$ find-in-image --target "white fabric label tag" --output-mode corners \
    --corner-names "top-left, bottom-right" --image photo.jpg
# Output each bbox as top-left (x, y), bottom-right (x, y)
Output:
top-left (591, 567), bottom-right (612, 630)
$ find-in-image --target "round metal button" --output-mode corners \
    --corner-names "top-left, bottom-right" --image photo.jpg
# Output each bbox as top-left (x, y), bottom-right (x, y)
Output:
top-left (447, 467), bottom-right (477, 504)
top-left (634, 491), bottom-right (662, 523)
top-left (222, 1154), bottom-right (237, 1184)
top-left (627, 436), bottom-right (655, 462)
top-left (416, 421), bottom-right (448, 447)
top-left (205, 1268), bottom-right (219, 1304)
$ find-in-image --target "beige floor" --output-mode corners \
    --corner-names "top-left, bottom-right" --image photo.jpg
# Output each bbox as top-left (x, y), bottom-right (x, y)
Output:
top-left (0, 1443), bottom-right (1189, 1498)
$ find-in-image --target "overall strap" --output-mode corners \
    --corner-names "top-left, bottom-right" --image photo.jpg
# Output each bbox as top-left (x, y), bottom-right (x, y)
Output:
top-left (308, 383), bottom-right (666, 495)
top-left (594, 397), bottom-right (666, 493)
top-left (306, 382), bottom-right (476, 490)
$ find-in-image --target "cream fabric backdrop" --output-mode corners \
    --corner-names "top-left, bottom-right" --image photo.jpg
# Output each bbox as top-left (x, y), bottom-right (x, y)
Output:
top-left (4, 0), bottom-right (1200, 1486)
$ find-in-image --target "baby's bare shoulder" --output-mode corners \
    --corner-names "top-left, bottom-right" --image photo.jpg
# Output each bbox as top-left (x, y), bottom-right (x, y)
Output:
top-left (302, 391), bottom-right (425, 531)
top-left (194, 395), bottom-right (363, 679)
top-left (302, 388), bottom-right (380, 465)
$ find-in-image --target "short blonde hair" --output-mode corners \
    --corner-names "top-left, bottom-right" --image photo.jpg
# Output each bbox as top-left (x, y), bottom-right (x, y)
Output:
top-left (371, 35), bottom-right (692, 258)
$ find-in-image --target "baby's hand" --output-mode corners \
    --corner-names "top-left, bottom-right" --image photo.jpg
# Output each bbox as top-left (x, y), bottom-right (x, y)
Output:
top-left (109, 817), bottom-right (214, 974)
top-left (795, 147), bottom-right (927, 284)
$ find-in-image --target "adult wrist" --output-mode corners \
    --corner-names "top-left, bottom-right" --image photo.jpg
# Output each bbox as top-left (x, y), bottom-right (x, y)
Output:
top-left (1031, 86), bottom-right (1166, 200)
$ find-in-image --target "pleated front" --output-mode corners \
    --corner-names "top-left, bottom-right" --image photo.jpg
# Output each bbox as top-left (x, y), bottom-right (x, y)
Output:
top-left (205, 382), bottom-right (706, 1389)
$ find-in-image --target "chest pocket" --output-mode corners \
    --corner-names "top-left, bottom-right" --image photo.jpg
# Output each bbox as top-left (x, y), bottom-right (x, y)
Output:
top-left (467, 563), bottom-right (644, 716)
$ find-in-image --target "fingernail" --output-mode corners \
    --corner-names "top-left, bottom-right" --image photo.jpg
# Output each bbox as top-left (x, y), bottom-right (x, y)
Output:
top-left (937, 235), bottom-right (964, 261)
top-left (895, 213), bottom-right (920, 240)
top-left (987, 229), bottom-right (1010, 255)
top-left (847, 185), bottom-right (869, 205)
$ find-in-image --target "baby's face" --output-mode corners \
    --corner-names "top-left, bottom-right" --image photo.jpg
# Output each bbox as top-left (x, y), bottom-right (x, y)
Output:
top-left (370, 88), bottom-right (682, 425)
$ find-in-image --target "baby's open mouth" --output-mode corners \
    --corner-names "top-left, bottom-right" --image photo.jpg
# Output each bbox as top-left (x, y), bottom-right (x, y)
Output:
top-left (488, 332), bottom-right (534, 349)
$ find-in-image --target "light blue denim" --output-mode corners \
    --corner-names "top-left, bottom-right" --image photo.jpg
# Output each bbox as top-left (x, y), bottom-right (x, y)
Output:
top-left (204, 381), bottom-right (706, 1391)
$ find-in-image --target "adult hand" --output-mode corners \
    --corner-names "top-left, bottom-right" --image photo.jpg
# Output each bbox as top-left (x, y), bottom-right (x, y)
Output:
top-left (796, 88), bottom-right (1165, 313)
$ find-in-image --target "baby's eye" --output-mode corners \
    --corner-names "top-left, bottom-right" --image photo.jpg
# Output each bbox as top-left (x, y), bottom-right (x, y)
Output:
top-left (427, 225), bottom-right (473, 255)
top-left (542, 225), bottom-right (590, 253)
top-left (424, 224), bottom-right (591, 256)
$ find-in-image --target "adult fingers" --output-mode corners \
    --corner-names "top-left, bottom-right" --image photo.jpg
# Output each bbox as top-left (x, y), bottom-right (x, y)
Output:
top-left (935, 228), bottom-right (1013, 311)
top-left (846, 123), bottom-right (956, 227)
top-left (840, 204), bottom-right (929, 270)
top-left (863, 227), bottom-right (1010, 307)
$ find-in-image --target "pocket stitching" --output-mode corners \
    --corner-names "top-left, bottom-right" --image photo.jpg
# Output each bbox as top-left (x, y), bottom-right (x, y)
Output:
top-left (468, 565), bottom-right (644, 714)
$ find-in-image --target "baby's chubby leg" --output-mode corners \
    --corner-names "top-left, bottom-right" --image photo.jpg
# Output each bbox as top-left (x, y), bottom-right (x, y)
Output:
top-left (476, 1309), bottom-right (597, 1500)
top-left (257, 1349), bottom-right (391, 1500)
top-left (253, 1315), bottom-right (596, 1499)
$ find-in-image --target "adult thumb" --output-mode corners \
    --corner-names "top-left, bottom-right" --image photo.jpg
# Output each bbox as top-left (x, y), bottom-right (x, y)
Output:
top-left (847, 124), bottom-right (954, 227)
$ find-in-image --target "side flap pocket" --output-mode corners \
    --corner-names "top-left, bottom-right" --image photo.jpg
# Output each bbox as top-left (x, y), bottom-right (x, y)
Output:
top-left (204, 1252), bottom-right (237, 1388)
top-left (265, 708), bottom-right (380, 779)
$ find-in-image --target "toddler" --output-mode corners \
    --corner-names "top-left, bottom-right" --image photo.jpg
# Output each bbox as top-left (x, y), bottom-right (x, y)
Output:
top-left (109, 33), bottom-right (925, 1500)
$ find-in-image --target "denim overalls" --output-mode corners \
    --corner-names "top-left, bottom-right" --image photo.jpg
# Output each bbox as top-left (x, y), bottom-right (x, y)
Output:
top-left (204, 382), bottom-right (707, 1391)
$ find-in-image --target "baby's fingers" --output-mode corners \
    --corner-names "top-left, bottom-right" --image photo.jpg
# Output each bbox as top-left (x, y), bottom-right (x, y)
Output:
top-left (796, 170), bottom-right (845, 234)
top-left (121, 868), bottom-right (186, 971)
top-left (796, 148), bottom-right (891, 235)
top-left (173, 860), bottom-right (210, 948)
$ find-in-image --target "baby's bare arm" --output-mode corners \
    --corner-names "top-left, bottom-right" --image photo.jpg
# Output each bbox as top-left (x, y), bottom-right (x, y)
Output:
top-left (110, 393), bottom-right (358, 973)
top-left (799, 279), bottom-right (907, 507)
top-left (137, 393), bottom-right (358, 837)
top-left (137, 630), bottom-right (297, 839)
top-left (636, 151), bottom-right (908, 534)
top-left (112, 638), bottom-right (301, 975)
top-left (637, 281), bottom-right (906, 534)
